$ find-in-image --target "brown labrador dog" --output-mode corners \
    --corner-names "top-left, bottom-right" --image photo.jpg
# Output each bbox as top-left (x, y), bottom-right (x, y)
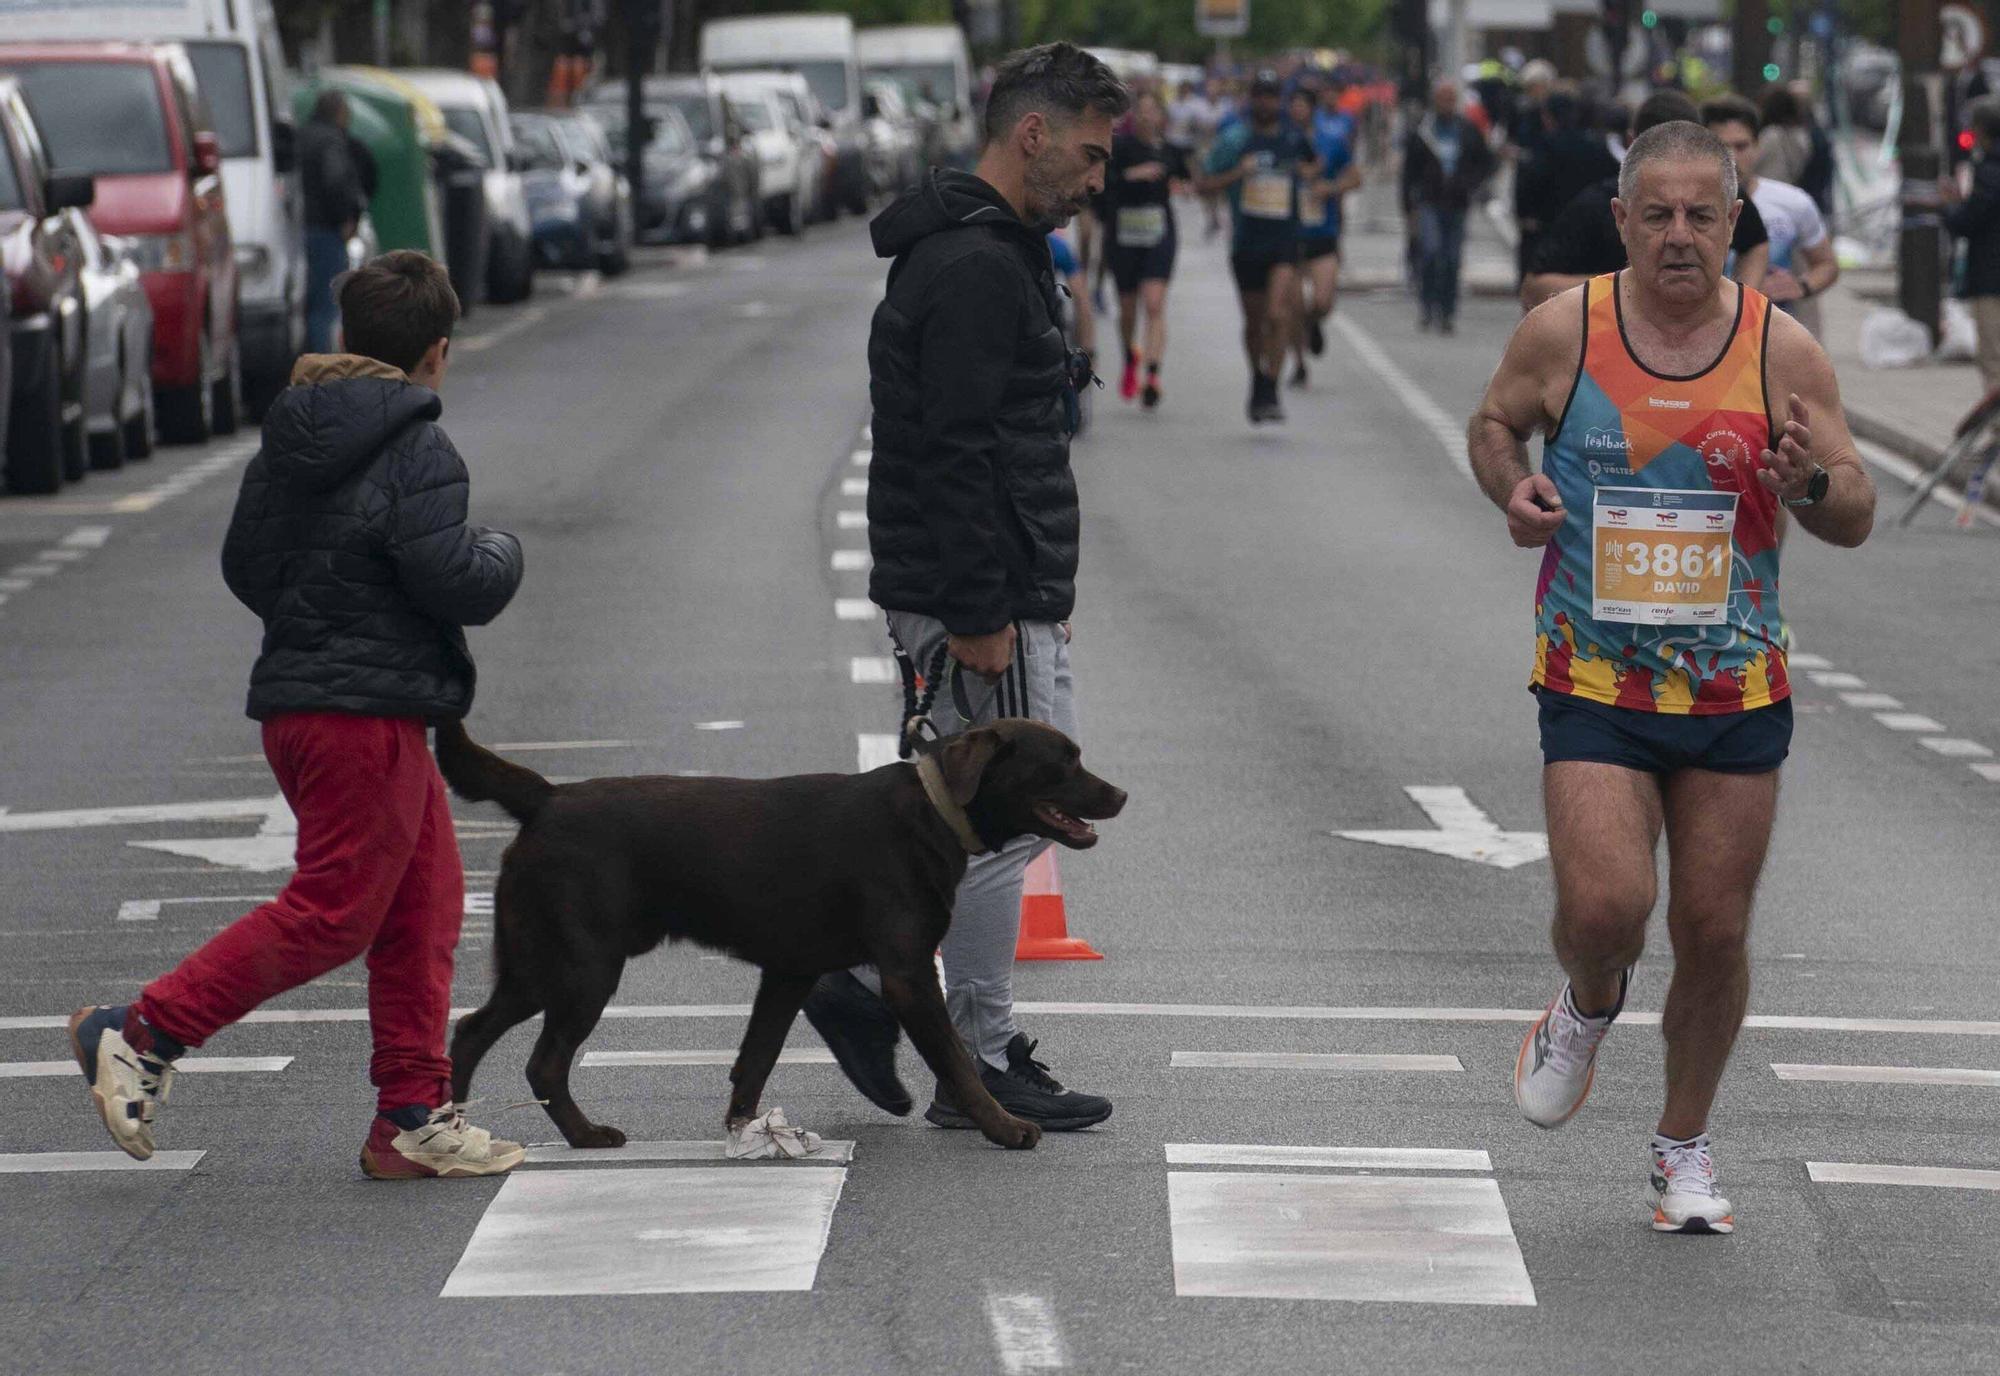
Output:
top-left (436, 717), bottom-right (1126, 1151)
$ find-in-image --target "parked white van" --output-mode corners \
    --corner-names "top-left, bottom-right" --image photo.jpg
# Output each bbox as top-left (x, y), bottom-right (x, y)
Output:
top-left (857, 24), bottom-right (976, 167)
top-left (396, 68), bottom-right (534, 304)
top-left (0, 0), bottom-right (303, 411)
top-left (700, 14), bottom-right (868, 216)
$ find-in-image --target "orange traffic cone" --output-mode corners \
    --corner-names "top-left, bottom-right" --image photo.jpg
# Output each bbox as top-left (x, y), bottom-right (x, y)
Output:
top-left (1014, 850), bottom-right (1103, 960)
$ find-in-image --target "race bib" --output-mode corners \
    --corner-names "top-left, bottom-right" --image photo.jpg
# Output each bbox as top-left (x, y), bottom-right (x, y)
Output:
top-left (1591, 487), bottom-right (1738, 626)
top-left (1241, 169), bottom-right (1292, 220)
top-left (1300, 183), bottom-right (1329, 223)
top-left (1117, 204), bottom-right (1168, 247)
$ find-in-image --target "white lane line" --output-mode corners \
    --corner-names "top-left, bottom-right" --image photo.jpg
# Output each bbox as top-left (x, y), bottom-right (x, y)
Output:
top-left (0, 578), bottom-right (28, 592)
top-left (13, 563), bottom-right (60, 577)
top-left (10, 1003), bottom-right (2000, 1035)
top-left (986, 1292), bottom-right (1068, 1373)
top-left (857, 733), bottom-right (899, 771)
top-left (107, 893), bottom-right (493, 923)
top-left (1922, 738), bottom-right (1993, 757)
top-left (1972, 763), bottom-right (2000, 782)
top-left (1774, 1063), bottom-right (2000, 1087)
top-left (835, 598), bottom-right (876, 621)
top-left (1839, 691), bottom-right (1903, 710)
top-left (0, 1150), bottom-right (205, 1173)
top-left (1168, 1171), bottom-right (1535, 1306)
top-left (455, 305), bottom-right (549, 354)
top-left (1807, 670), bottom-right (1867, 689)
top-left (841, 476), bottom-right (868, 497)
top-left (850, 656), bottom-right (896, 684)
top-left (695, 720), bottom-right (744, 732)
top-left (117, 899), bottom-right (160, 922)
top-left (441, 1166), bottom-right (848, 1296)
top-left (1854, 435), bottom-right (2000, 529)
top-left (1166, 1143), bottom-right (1491, 1172)
top-left (0, 1056), bottom-right (290, 1078)
top-left (830, 550), bottom-right (871, 572)
top-left (1332, 315), bottom-right (1470, 476)
top-left (1786, 652), bottom-right (1834, 669)
top-left (523, 1139), bottom-right (854, 1165)
top-left (1808, 1162), bottom-right (2000, 1191)
top-left (1876, 712), bottom-right (1946, 732)
top-left (850, 449), bottom-right (871, 467)
top-left (581, 1049), bottom-right (835, 1068)
top-left (1171, 1051), bottom-right (1464, 1073)
top-left (836, 510), bottom-right (868, 529)
top-left (40, 549), bottom-right (86, 562)
top-left (60, 525), bottom-right (111, 548)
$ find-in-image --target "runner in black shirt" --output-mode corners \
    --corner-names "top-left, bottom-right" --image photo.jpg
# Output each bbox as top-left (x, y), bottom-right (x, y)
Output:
top-left (1105, 91), bottom-right (1190, 410)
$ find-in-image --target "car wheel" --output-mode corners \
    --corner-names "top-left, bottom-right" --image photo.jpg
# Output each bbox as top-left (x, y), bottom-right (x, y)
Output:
top-left (158, 333), bottom-right (214, 446)
top-left (4, 338), bottom-right (66, 494)
top-left (88, 354), bottom-right (128, 470)
top-left (124, 363), bottom-right (155, 461)
top-left (779, 193), bottom-right (802, 237)
top-left (211, 335), bottom-right (243, 437)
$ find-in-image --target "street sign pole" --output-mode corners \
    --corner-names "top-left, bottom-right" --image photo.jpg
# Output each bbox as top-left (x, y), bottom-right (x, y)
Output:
top-left (1900, 0), bottom-right (1945, 344)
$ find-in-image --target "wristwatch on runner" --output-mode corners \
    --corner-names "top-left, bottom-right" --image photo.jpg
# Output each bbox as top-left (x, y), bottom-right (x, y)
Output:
top-left (1783, 464), bottom-right (1831, 508)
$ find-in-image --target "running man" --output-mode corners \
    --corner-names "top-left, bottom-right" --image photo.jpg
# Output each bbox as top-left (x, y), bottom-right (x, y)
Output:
top-left (1290, 83), bottom-right (1360, 387)
top-left (1106, 90), bottom-right (1189, 409)
top-left (1467, 120), bottom-right (1874, 1234)
top-left (1200, 70), bottom-right (1317, 424)
top-left (1701, 96), bottom-right (1838, 340)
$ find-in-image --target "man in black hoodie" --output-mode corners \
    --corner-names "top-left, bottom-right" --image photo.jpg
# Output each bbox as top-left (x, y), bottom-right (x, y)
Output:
top-left (68, 252), bottom-right (527, 1180)
top-left (804, 43), bottom-right (1127, 1135)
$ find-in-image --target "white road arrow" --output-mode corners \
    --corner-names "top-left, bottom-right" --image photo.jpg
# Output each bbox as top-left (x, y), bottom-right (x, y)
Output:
top-left (0, 794), bottom-right (298, 872)
top-left (1335, 787), bottom-right (1548, 870)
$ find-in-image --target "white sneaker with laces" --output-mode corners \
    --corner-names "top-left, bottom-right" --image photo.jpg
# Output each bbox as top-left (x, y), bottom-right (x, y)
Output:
top-left (1513, 973), bottom-right (1626, 1128)
top-left (360, 1102), bottom-right (526, 1180)
top-left (1651, 1132), bottom-right (1735, 1234)
top-left (68, 1005), bottom-right (176, 1161)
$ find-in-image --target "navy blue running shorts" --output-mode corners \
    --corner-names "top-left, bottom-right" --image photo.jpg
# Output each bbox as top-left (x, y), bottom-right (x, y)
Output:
top-left (1535, 688), bottom-right (1793, 775)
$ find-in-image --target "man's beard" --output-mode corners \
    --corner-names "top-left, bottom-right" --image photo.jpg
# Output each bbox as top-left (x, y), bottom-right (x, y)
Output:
top-left (1022, 155), bottom-right (1078, 232)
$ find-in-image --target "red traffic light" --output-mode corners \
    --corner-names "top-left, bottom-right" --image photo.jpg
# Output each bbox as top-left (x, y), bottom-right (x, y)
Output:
top-left (1961, 127), bottom-right (1978, 151)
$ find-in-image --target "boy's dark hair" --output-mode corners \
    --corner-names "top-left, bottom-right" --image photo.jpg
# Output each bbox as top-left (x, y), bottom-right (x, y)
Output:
top-left (1699, 94), bottom-right (1761, 136)
top-left (1632, 89), bottom-right (1699, 135)
top-left (982, 42), bottom-right (1129, 146)
top-left (337, 250), bottom-right (459, 374)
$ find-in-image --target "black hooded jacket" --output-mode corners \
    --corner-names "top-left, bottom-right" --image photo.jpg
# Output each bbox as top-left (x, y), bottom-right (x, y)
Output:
top-left (866, 168), bottom-right (1077, 635)
top-left (221, 354), bottom-right (524, 722)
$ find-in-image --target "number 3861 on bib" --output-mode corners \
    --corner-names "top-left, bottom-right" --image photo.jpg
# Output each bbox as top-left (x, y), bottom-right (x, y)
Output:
top-left (1591, 486), bottom-right (1738, 626)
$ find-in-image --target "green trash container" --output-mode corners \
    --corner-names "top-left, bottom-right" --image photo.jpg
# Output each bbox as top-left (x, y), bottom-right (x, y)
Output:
top-left (294, 67), bottom-right (447, 260)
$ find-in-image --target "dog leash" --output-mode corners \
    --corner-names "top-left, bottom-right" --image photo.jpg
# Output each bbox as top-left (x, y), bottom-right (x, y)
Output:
top-left (893, 637), bottom-right (953, 760)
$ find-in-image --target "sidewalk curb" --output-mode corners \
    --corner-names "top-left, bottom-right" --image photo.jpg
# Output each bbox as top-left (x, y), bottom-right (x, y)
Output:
top-left (1846, 407), bottom-right (1944, 466)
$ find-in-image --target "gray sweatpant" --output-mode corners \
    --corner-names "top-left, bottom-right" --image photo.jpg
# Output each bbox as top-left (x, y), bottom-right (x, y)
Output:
top-left (868, 611), bottom-right (1077, 1071)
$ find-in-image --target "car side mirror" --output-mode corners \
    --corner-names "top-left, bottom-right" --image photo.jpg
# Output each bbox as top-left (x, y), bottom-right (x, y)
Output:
top-left (46, 172), bottom-right (94, 211)
top-left (193, 131), bottom-right (223, 176)
top-left (271, 119), bottom-right (296, 174)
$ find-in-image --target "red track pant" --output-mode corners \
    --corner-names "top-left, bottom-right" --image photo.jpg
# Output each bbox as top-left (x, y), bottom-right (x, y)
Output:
top-left (136, 712), bottom-right (464, 1114)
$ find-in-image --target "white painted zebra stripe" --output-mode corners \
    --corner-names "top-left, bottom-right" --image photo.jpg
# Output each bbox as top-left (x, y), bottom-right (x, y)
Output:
top-left (0, 1150), bottom-right (205, 1173)
top-left (834, 598), bottom-right (876, 620)
top-left (850, 449), bottom-right (871, 466)
top-left (117, 899), bottom-right (160, 922)
top-left (836, 510), bottom-right (868, 529)
top-left (841, 476), bottom-right (868, 496)
top-left (580, 1049), bottom-right (835, 1068)
top-left (1807, 1162), bottom-right (2000, 1191)
top-left (1876, 712), bottom-right (1945, 732)
top-left (1808, 670), bottom-right (1867, 689)
top-left (1171, 1051), bottom-right (1464, 1073)
top-left (851, 655), bottom-right (896, 684)
top-left (986, 1292), bottom-right (1068, 1373)
top-left (857, 733), bottom-right (899, 771)
top-left (1921, 738), bottom-right (1992, 758)
top-left (1166, 1143), bottom-right (1491, 1172)
top-left (830, 549), bottom-right (871, 571)
top-left (1839, 692), bottom-right (1903, 710)
top-left (523, 1139), bottom-right (854, 1165)
top-left (1331, 315), bottom-right (1470, 477)
top-left (1773, 1063), bottom-right (2000, 1087)
top-left (0, 1056), bottom-right (290, 1078)
top-left (1785, 652), bottom-right (1833, 669)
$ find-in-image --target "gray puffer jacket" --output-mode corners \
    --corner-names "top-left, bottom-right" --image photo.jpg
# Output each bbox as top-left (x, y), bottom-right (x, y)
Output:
top-left (221, 354), bottom-right (523, 722)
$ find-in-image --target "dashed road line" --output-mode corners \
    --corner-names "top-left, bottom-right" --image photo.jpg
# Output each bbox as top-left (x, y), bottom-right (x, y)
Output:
top-left (1171, 1051), bottom-right (1464, 1073)
top-left (580, 1049), bottom-right (835, 1068)
top-left (1839, 691), bottom-right (1903, 709)
top-left (1921, 738), bottom-right (1993, 758)
top-left (850, 449), bottom-right (871, 466)
top-left (1808, 670), bottom-right (1867, 689)
top-left (830, 550), bottom-right (871, 571)
top-left (1875, 712), bottom-right (1945, 732)
top-left (1807, 1162), bottom-right (2000, 1191)
top-left (840, 476), bottom-right (868, 497)
top-left (986, 1292), bottom-right (1069, 1374)
top-left (850, 656), bottom-right (895, 683)
top-left (836, 510), bottom-right (868, 529)
top-left (0, 1150), bottom-right (205, 1173)
top-left (1774, 1063), bottom-right (2000, 1087)
top-left (835, 598), bottom-right (875, 620)
top-left (0, 1056), bottom-right (290, 1078)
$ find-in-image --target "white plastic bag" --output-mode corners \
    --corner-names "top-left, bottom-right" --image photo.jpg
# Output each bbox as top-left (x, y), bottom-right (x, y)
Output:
top-left (724, 1106), bottom-right (825, 1160)
top-left (1859, 307), bottom-right (1933, 370)
top-left (1939, 298), bottom-right (1979, 361)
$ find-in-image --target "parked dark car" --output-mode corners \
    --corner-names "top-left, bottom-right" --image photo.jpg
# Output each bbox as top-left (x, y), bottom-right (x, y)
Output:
top-left (511, 109), bottom-right (631, 275)
top-left (583, 75), bottom-right (759, 247)
top-left (0, 75), bottom-right (92, 494)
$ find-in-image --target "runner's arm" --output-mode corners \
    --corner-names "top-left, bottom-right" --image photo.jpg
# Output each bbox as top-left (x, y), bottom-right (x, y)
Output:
top-left (1467, 292), bottom-right (1577, 545)
top-left (1731, 241), bottom-right (1769, 290)
top-left (1761, 310), bottom-right (1874, 548)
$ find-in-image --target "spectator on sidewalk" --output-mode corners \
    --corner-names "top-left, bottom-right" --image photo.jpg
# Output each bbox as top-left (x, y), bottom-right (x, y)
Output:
top-left (1705, 94), bottom-right (1838, 339)
top-left (1789, 80), bottom-right (1836, 216)
top-left (298, 90), bottom-right (368, 353)
top-left (1944, 97), bottom-right (2000, 396)
top-left (1755, 85), bottom-right (1813, 188)
top-left (1512, 87), bottom-right (1618, 283)
top-left (1519, 90), bottom-right (1770, 309)
top-left (1402, 77), bottom-right (1496, 333)
top-left (69, 251), bottom-right (528, 1179)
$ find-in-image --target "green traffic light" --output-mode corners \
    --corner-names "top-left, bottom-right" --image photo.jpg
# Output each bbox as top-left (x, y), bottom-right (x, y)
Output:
top-left (1766, 16), bottom-right (1783, 33)
top-left (1762, 61), bottom-right (1782, 80)
top-left (1641, 8), bottom-right (1658, 26)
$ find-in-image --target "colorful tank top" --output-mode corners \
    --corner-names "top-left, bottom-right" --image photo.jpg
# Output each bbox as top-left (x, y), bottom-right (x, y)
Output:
top-left (1532, 273), bottom-right (1789, 715)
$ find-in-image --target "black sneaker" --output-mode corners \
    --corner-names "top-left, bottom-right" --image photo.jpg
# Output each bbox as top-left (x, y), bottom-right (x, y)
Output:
top-left (800, 972), bottom-right (912, 1115)
top-left (1289, 359), bottom-right (1309, 389)
top-left (1249, 373), bottom-right (1286, 424)
top-left (1307, 317), bottom-right (1326, 356)
top-left (924, 1033), bottom-right (1112, 1132)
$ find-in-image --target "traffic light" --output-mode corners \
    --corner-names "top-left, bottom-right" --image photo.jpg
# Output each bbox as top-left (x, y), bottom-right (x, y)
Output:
top-left (1762, 61), bottom-right (1781, 81)
top-left (1641, 9), bottom-right (1658, 27)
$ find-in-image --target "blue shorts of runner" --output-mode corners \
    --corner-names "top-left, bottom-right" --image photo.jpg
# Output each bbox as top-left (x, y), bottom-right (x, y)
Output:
top-left (1535, 687), bottom-right (1794, 775)
top-left (1300, 233), bottom-right (1341, 263)
top-left (1109, 231), bottom-right (1178, 292)
top-left (1230, 242), bottom-right (1300, 292)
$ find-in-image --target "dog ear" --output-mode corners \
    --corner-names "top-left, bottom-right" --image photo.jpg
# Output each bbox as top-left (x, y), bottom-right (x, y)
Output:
top-left (936, 729), bottom-right (1002, 806)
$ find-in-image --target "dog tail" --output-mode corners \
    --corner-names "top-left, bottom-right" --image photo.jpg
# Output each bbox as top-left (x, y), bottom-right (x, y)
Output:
top-left (433, 718), bottom-right (554, 823)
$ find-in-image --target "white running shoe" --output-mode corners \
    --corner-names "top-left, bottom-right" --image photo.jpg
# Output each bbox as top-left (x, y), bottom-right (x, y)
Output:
top-left (360, 1102), bottom-right (526, 1179)
top-left (1651, 1133), bottom-right (1735, 1234)
top-left (1513, 972), bottom-right (1627, 1129)
top-left (69, 1005), bottom-right (177, 1161)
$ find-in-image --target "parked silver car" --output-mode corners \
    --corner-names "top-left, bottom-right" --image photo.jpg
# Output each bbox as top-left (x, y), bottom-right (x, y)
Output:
top-left (73, 211), bottom-right (153, 466)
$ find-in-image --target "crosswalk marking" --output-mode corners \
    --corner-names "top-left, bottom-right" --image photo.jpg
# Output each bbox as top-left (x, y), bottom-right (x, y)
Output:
top-left (986, 1292), bottom-right (1068, 1373)
top-left (1807, 1162), bottom-right (2000, 1191)
top-left (1839, 691), bottom-right (1903, 710)
top-left (841, 477), bottom-right (868, 497)
top-left (0, 1150), bottom-right (205, 1173)
top-left (830, 550), bottom-right (871, 571)
top-left (850, 655), bottom-right (896, 683)
top-left (441, 1166), bottom-right (848, 1296)
top-left (837, 510), bottom-right (868, 529)
top-left (1167, 1171), bottom-right (1536, 1306)
top-left (835, 597), bottom-right (876, 620)
top-left (1876, 712), bottom-right (1945, 732)
top-left (1166, 1143), bottom-right (1490, 1172)
top-left (524, 1139), bottom-right (854, 1165)
top-left (0, 1056), bottom-right (290, 1078)
top-left (1775, 1063), bottom-right (2000, 1088)
top-left (580, 1049), bottom-right (835, 1068)
top-left (1171, 1051), bottom-right (1463, 1073)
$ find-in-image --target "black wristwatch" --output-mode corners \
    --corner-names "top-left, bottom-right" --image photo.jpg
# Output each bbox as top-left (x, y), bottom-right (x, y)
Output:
top-left (1784, 464), bottom-right (1831, 509)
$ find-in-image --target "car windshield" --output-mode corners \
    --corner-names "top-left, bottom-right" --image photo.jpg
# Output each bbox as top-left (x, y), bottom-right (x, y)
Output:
top-left (792, 60), bottom-right (850, 114)
top-left (870, 63), bottom-right (957, 105)
top-left (512, 118), bottom-right (564, 171)
top-left (441, 106), bottom-right (493, 162)
top-left (0, 61), bottom-right (173, 175)
top-left (184, 42), bottom-right (256, 157)
top-left (583, 103), bottom-right (689, 158)
top-left (735, 98), bottom-right (772, 132)
top-left (667, 93), bottom-right (713, 143)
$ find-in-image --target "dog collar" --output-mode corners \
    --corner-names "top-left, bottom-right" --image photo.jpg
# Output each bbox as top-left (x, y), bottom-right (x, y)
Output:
top-left (914, 753), bottom-right (990, 855)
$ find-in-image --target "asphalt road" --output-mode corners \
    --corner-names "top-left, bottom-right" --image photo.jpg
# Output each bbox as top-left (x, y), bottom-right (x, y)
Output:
top-left (2, 210), bottom-right (1998, 1376)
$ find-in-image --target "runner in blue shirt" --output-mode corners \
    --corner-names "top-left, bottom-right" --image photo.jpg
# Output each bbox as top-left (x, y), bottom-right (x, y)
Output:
top-left (1289, 83), bottom-right (1361, 387)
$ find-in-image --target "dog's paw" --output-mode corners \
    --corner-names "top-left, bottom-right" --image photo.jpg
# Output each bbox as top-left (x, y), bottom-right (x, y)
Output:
top-left (986, 1115), bottom-right (1041, 1151)
top-left (568, 1123), bottom-right (627, 1149)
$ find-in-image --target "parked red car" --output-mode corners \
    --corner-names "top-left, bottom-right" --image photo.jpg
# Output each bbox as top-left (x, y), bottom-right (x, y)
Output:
top-left (0, 42), bottom-right (239, 444)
